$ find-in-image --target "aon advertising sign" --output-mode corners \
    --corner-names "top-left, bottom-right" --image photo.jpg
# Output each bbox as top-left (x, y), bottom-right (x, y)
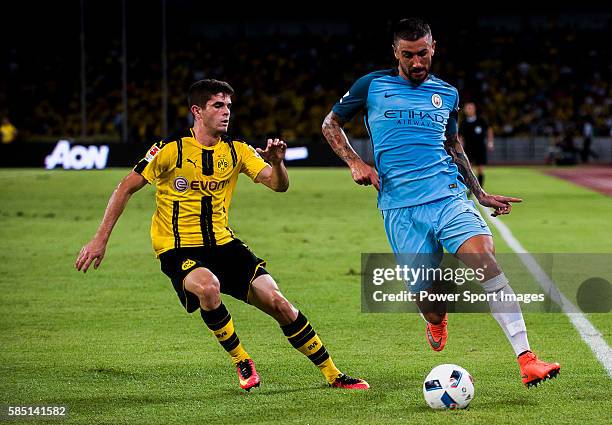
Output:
top-left (45, 140), bottom-right (109, 170)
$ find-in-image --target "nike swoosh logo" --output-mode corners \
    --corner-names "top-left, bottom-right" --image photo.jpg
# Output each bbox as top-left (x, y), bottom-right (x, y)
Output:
top-left (384, 92), bottom-right (401, 98)
top-left (427, 327), bottom-right (441, 349)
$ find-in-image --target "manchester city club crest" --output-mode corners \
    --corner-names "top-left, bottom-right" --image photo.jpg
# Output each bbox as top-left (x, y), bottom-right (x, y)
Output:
top-left (431, 93), bottom-right (443, 108)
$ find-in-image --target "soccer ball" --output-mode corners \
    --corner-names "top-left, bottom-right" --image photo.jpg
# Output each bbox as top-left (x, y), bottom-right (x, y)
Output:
top-left (423, 364), bottom-right (474, 410)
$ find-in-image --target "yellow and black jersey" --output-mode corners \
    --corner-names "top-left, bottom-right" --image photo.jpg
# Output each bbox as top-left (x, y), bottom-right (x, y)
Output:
top-left (134, 129), bottom-right (268, 256)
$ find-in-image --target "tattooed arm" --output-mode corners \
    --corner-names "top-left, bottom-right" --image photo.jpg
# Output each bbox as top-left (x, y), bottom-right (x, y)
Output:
top-left (445, 114), bottom-right (521, 216)
top-left (444, 132), bottom-right (485, 199)
top-left (322, 111), bottom-right (379, 190)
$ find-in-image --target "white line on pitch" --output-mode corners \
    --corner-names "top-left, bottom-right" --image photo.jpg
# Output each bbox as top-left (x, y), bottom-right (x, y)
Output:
top-left (479, 204), bottom-right (612, 378)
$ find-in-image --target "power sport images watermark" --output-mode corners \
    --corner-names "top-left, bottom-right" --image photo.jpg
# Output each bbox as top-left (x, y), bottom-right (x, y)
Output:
top-left (360, 253), bottom-right (612, 314)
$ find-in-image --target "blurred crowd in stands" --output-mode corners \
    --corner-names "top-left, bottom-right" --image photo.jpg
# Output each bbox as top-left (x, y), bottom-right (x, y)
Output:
top-left (2, 14), bottom-right (611, 145)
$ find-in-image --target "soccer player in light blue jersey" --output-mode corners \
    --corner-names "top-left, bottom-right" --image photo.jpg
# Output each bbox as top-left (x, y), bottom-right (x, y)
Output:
top-left (322, 18), bottom-right (560, 388)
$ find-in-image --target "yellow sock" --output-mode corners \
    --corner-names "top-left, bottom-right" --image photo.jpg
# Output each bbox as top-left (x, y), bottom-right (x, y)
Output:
top-left (317, 357), bottom-right (342, 384)
top-left (200, 304), bottom-right (250, 365)
top-left (227, 342), bottom-right (250, 366)
top-left (281, 312), bottom-right (342, 384)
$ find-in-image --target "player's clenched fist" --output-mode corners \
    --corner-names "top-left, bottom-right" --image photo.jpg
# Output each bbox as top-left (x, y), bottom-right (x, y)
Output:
top-left (349, 159), bottom-right (380, 191)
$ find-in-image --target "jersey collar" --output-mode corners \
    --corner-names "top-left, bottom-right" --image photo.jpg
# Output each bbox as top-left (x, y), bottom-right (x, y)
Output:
top-left (189, 128), bottom-right (222, 150)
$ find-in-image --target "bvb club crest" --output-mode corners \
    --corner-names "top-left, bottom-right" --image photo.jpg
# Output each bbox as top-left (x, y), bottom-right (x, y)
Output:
top-left (182, 259), bottom-right (196, 270)
top-left (217, 155), bottom-right (229, 173)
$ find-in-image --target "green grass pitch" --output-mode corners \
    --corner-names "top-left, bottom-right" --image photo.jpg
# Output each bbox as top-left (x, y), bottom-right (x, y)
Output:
top-left (0, 167), bottom-right (610, 424)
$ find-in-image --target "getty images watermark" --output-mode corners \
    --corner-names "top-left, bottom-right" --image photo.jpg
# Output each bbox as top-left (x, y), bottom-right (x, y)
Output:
top-left (361, 253), bottom-right (612, 314)
top-left (371, 263), bottom-right (543, 304)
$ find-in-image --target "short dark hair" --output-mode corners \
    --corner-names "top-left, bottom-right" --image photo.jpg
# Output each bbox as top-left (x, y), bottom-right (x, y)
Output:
top-left (393, 18), bottom-right (432, 44)
top-left (188, 79), bottom-right (234, 108)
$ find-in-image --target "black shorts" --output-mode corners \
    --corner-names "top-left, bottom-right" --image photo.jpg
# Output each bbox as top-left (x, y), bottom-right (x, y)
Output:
top-left (159, 239), bottom-right (268, 313)
top-left (465, 143), bottom-right (488, 166)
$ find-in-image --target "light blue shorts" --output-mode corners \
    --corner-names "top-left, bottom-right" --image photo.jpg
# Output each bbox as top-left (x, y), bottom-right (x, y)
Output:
top-left (382, 192), bottom-right (492, 292)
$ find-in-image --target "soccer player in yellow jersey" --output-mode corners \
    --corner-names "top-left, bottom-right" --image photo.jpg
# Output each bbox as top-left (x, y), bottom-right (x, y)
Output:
top-left (76, 79), bottom-right (369, 391)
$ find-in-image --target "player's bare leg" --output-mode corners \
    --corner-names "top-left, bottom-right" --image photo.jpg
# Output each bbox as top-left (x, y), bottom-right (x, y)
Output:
top-left (184, 268), bottom-right (222, 310)
top-left (247, 274), bottom-right (299, 325)
top-left (456, 235), bottom-right (560, 387)
top-left (249, 275), bottom-right (369, 389)
top-left (185, 268), bottom-right (260, 391)
top-left (415, 284), bottom-right (448, 352)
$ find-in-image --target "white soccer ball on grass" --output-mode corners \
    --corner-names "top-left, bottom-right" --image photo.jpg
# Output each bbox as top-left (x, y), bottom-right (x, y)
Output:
top-left (423, 364), bottom-right (474, 410)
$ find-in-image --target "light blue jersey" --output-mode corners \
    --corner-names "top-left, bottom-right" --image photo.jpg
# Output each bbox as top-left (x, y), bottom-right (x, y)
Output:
top-left (333, 68), bottom-right (492, 262)
top-left (333, 69), bottom-right (467, 210)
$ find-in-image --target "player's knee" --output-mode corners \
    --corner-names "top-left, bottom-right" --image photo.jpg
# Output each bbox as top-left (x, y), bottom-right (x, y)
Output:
top-left (480, 253), bottom-right (502, 280)
top-left (185, 271), bottom-right (220, 299)
top-left (467, 240), bottom-right (500, 279)
top-left (269, 291), bottom-right (295, 318)
top-left (269, 291), bottom-right (290, 312)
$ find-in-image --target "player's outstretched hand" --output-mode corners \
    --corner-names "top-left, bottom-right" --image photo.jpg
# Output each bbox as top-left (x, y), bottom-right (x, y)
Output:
top-left (478, 193), bottom-right (522, 216)
top-left (349, 159), bottom-right (380, 191)
top-left (256, 138), bottom-right (287, 165)
top-left (76, 238), bottom-right (107, 273)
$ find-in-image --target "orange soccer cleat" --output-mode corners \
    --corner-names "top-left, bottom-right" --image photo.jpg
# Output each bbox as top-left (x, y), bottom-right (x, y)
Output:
top-left (330, 374), bottom-right (370, 390)
top-left (425, 314), bottom-right (448, 352)
top-left (518, 351), bottom-right (560, 388)
top-left (236, 359), bottom-right (260, 391)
